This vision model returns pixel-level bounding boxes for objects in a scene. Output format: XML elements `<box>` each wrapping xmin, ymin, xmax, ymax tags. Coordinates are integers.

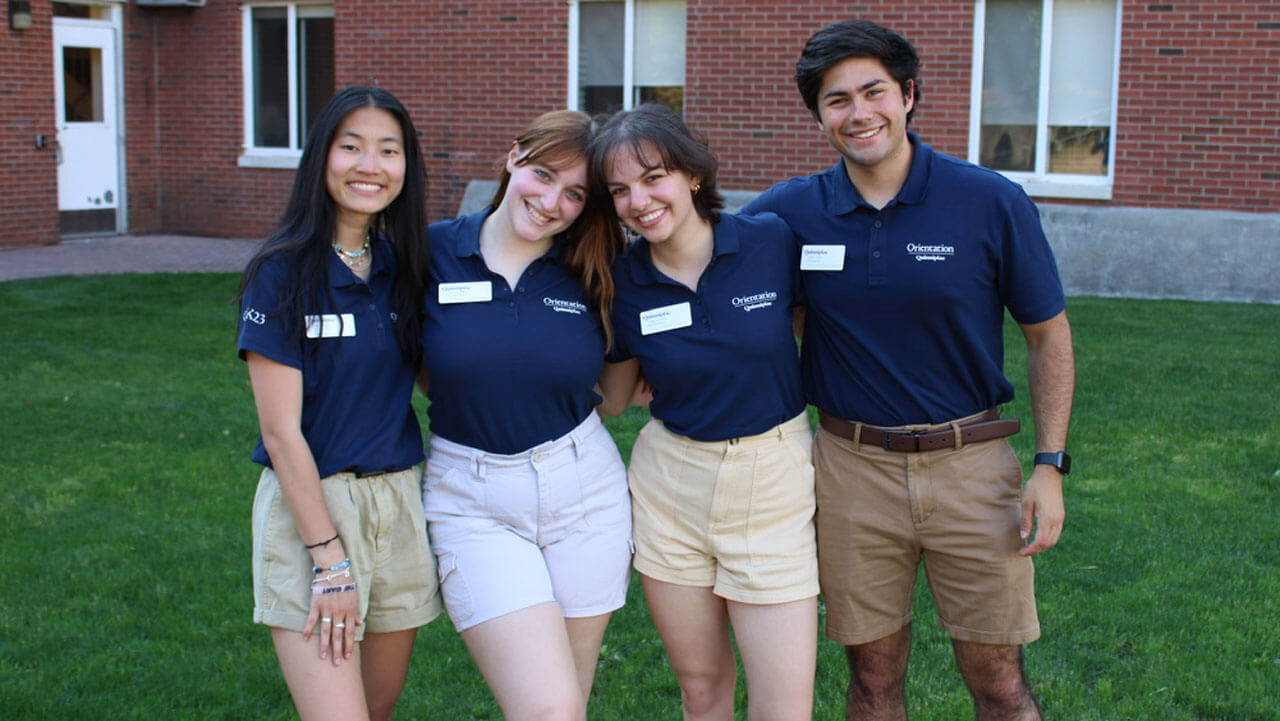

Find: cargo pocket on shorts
<box><xmin>435</xmin><ymin>551</ymin><xmax>474</xmax><ymax>629</ymax></box>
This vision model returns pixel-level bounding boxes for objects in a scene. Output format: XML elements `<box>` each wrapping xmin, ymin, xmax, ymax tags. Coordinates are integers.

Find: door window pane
<box><xmin>62</xmin><ymin>47</ymin><xmax>103</xmax><ymax>123</ymax></box>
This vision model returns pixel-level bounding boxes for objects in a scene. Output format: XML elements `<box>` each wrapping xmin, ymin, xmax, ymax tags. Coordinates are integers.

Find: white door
<box><xmin>54</xmin><ymin>20</ymin><xmax>120</xmax><ymax>233</ymax></box>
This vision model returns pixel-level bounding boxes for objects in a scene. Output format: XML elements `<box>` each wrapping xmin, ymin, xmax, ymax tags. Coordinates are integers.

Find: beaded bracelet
<box><xmin>311</xmin><ymin>558</ymin><xmax>351</xmax><ymax>575</ymax></box>
<box><xmin>312</xmin><ymin>582</ymin><xmax>357</xmax><ymax>596</ymax></box>
<box><xmin>311</xmin><ymin>568</ymin><xmax>352</xmax><ymax>585</ymax></box>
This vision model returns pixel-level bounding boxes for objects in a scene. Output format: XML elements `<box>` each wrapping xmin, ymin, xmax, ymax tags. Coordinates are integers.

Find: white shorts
<box><xmin>422</xmin><ymin>412</ymin><xmax>633</xmax><ymax>631</ymax></box>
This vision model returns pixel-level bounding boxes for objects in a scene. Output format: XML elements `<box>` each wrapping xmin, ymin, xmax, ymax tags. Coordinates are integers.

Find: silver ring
<box><xmin>334</xmin><ymin>622</ymin><xmax>346</xmax><ymax>628</ymax></box>
<box><xmin>320</xmin><ymin>617</ymin><xmax>333</xmax><ymax>623</ymax></box>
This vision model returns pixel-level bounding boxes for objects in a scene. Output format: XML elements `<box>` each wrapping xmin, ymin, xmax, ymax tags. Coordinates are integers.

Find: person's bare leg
<box><xmin>460</xmin><ymin>602</ymin><xmax>585</xmax><ymax>721</ymax></box>
<box><xmin>565</xmin><ymin>613</ymin><xmax>613</xmax><ymax>707</ymax></box>
<box><xmin>272</xmin><ymin>627</ymin><xmax>371</xmax><ymax>721</ymax></box>
<box><xmin>642</xmin><ymin>575</ymin><xmax>737</xmax><ymax>721</ymax></box>
<box><xmin>359</xmin><ymin>628</ymin><xmax>418</xmax><ymax>721</ymax></box>
<box><xmin>727</xmin><ymin>596</ymin><xmax>817</xmax><ymax>721</ymax></box>
<box><xmin>844</xmin><ymin>626</ymin><xmax>911</xmax><ymax>721</ymax></box>
<box><xmin>952</xmin><ymin>640</ymin><xmax>1041</xmax><ymax>721</ymax></box>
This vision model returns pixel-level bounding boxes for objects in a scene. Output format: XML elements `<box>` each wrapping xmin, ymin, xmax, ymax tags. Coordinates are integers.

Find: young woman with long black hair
<box><xmin>236</xmin><ymin>86</ymin><xmax>439</xmax><ymax>721</ymax></box>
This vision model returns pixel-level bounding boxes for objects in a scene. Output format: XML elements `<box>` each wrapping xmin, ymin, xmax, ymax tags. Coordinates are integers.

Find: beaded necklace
<box><xmin>332</xmin><ymin>238</ymin><xmax>372</xmax><ymax>272</ymax></box>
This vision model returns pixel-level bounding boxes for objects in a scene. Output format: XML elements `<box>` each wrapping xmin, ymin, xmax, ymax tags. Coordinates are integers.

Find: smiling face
<box><xmin>815</xmin><ymin>56</ymin><xmax>915</xmax><ymax>176</ymax></box>
<box><xmin>324</xmin><ymin>106</ymin><xmax>406</xmax><ymax>229</ymax></box>
<box><xmin>500</xmin><ymin>145</ymin><xmax>589</xmax><ymax>243</ymax></box>
<box><xmin>605</xmin><ymin>141</ymin><xmax>702</xmax><ymax>246</ymax></box>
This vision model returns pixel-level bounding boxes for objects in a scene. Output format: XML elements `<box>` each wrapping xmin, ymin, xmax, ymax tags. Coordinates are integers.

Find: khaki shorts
<box><xmin>423</xmin><ymin>412</ymin><xmax>633</xmax><ymax>632</ymax></box>
<box><xmin>814</xmin><ymin>416</ymin><xmax>1039</xmax><ymax>646</ymax></box>
<box><xmin>629</xmin><ymin>412</ymin><xmax>819</xmax><ymax>605</ymax></box>
<box><xmin>252</xmin><ymin>466</ymin><xmax>443</xmax><ymax>638</ymax></box>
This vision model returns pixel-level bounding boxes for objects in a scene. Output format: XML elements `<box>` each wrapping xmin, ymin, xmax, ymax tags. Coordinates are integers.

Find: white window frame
<box><xmin>238</xmin><ymin>2</ymin><xmax>334</xmax><ymax>169</ymax></box>
<box><xmin>968</xmin><ymin>0</ymin><xmax>1123</xmax><ymax>200</ymax></box>
<box><xmin>566</xmin><ymin>0</ymin><xmax>684</xmax><ymax>113</ymax></box>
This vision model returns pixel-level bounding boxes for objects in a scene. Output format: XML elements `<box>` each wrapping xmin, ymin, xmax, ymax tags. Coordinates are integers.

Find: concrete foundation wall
<box><xmin>1038</xmin><ymin>206</ymin><xmax>1280</xmax><ymax>305</ymax></box>
<box><xmin>460</xmin><ymin>181</ymin><xmax>1280</xmax><ymax>304</ymax></box>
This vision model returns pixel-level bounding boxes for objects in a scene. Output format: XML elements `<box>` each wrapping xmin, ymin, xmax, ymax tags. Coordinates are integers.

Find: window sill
<box><xmin>1003</xmin><ymin>174</ymin><xmax>1113</xmax><ymax>201</ymax></box>
<box><xmin>237</xmin><ymin>149</ymin><xmax>302</xmax><ymax>169</ymax></box>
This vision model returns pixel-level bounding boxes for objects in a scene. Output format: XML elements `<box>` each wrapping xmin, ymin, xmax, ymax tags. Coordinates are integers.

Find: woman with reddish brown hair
<box><xmin>419</xmin><ymin>110</ymin><xmax>629</xmax><ymax>721</ymax></box>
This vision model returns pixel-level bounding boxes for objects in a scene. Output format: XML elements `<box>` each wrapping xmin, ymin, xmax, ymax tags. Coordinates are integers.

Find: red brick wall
<box><xmin>6</xmin><ymin>1</ymin><xmax>1275</xmax><ymax>249</ymax></box>
<box><xmin>109</xmin><ymin>0</ymin><xmax>1280</xmax><ymax>240</ymax></box>
<box><xmin>692</xmin><ymin>1</ymin><xmax>1280</xmax><ymax>212</ymax></box>
<box><xmin>1113</xmin><ymin>2</ymin><xmax>1280</xmax><ymax>210</ymax></box>
<box><xmin>0</xmin><ymin>4</ymin><xmax>59</xmax><ymax>248</ymax></box>
<box><xmin>684</xmin><ymin>1</ymin><xmax>977</xmax><ymax>194</ymax></box>
<box><xmin>125</xmin><ymin>2</ymin><xmax>294</xmax><ymax>240</ymax></box>
<box><xmin>338</xmin><ymin>1</ymin><xmax>575</xmax><ymax>224</ymax></box>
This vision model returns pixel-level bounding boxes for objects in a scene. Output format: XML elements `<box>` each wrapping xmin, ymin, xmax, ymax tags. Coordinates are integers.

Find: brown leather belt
<box><xmin>818</xmin><ymin>409</ymin><xmax>1020</xmax><ymax>452</ymax></box>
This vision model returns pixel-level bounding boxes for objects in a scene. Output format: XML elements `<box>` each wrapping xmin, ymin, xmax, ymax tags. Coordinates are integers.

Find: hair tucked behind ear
<box><xmin>235</xmin><ymin>86</ymin><xmax>431</xmax><ymax>368</ymax></box>
<box><xmin>492</xmin><ymin>110</ymin><xmax>624</xmax><ymax>349</ymax></box>
<box><xmin>588</xmin><ymin>103</ymin><xmax>724</xmax><ymax>224</ymax></box>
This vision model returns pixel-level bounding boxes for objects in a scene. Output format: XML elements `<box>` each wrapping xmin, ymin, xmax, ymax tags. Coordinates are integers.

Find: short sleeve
<box><xmin>237</xmin><ymin>257</ymin><xmax>304</xmax><ymax>369</ymax></box>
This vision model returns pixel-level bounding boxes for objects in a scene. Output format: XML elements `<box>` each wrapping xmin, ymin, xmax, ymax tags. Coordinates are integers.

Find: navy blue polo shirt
<box><xmin>608</xmin><ymin>212</ymin><xmax>805</xmax><ymax>442</ymax></box>
<box><xmin>238</xmin><ymin>239</ymin><xmax>425</xmax><ymax>478</ymax></box>
<box><xmin>743</xmin><ymin>133</ymin><xmax>1065</xmax><ymax>427</ymax></box>
<box><xmin>422</xmin><ymin>209</ymin><xmax>605</xmax><ymax>454</ymax></box>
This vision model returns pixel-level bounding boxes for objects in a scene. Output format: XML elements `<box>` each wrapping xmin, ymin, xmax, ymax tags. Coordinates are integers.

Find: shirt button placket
<box><xmin>869</xmin><ymin>216</ymin><xmax>888</xmax><ymax>286</ymax></box>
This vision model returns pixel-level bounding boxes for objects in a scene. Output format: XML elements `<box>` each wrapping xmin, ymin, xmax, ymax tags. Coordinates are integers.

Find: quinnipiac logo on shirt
<box><xmin>544</xmin><ymin>297</ymin><xmax>588</xmax><ymax>315</ymax></box>
<box><xmin>906</xmin><ymin>242</ymin><xmax>955</xmax><ymax>262</ymax></box>
<box><xmin>731</xmin><ymin>291</ymin><xmax>778</xmax><ymax>312</ymax></box>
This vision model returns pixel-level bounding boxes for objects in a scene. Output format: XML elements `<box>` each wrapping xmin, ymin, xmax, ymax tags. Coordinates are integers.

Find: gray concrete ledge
<box><xmin>459</xmin><ymin>180</ymin><xmax>1280</xmax><ymax>304</ymax></box>
<box><xmin>1039</xmin><ymin>205</ymin><xmax>1279</xmax><ymax>304</ymax></box>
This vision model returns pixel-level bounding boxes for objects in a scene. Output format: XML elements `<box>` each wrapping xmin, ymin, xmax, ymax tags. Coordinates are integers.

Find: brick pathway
<box><xmin>0</xmin><ymin>234</ymin><xmax>260</xmax><ymax>282</ymax></box>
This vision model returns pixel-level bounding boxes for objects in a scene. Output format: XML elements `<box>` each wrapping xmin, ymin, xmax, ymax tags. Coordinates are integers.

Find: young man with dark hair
<box><xmin>744</xmin><ymin>18</ymin><xmax>1075</xmax><ymax>721</ymax></box>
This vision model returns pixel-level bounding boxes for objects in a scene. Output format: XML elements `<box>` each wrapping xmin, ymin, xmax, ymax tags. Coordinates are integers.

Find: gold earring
<box><xmin>692</xmin><ymin>183</ymin><xmax>701</xmax><ymax>194</ymax></box>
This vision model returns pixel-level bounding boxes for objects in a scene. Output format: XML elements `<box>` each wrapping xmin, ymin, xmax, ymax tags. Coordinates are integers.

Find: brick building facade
<box><xmin>1</xmin><ymin>1</ymin><xmax>1277</xmax><ymax>250</ymax></box>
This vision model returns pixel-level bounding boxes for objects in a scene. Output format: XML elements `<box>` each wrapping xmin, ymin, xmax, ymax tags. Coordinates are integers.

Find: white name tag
<box><xmin>639</xmin><ymin>302</ymin><xmax>693</xmax><ymax>336</ymax></box>
<box><xmin>438</xmin><ymin>281</ymin><xmax>493</xmax><ymax>304</ymax></box>
<box><xmin>800</xmin><ymin>245</ymin><xmax>845</xmax><ymax>271</ymax></box>
<box><xmin>304</xmin><ymin>313</ymin><xmax>356</xmax><ymax>339</ymax></box>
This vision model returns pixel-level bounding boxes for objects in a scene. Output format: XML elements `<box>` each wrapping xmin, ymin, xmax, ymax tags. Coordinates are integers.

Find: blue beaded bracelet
<box><xmin>312</xmin><ymin>558</ymin><xmax>351</xmax><ymax>575</ymax></box>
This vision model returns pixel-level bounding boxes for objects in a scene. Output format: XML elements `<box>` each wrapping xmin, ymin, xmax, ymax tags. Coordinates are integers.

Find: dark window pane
<box><xmin>298</xmin><ymin>17</ymin><xmax>334</xmax><ymax>146</ymax></box>
<box><xmin>579</xmin><ymin>1</ymin><xmax>624</xmax><ymax>114</ymax></box>
<box><xmin>979</xmin><ymin>0</ymin><xmax>1041</xmax><ymax>171</ymax></box>
<box><xmin>1048</xmin><ymin>126</ymin><xmax>1109</xmax><ymax>175</ymax></box>
<box><xmin>637</xmin><ymin>86</ymin><xmax>682</xmax><ymax>115</ymax></box>
<box><xmin>62</xmin><ymin>47</ymin><xmax>102</xmax><ymax>123</ymax></box>
<box><xmin>252</xmin><ymin>9</ymin><xmax>288</xmax><ymax>148</ymax></box>
<box><xmin>978</xmin><ymin>124</ymin><xmax>1036</xmax><ymax>171</ymax></box>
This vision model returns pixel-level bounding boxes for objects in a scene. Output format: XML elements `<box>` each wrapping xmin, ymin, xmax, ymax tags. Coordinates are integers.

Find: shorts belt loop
<box><xmin>853</xmin><ymin>422</ymin><xmax>863</xmax><ymax>453</ymax></box>
<box><xmin>571</xmin><ymin>431</ymin><xmax>584</xmax><ymax>461</ymax></box>
<box><xmin>949</xmin><ymin>421</ymin><xmax>963</xmax><ymax>451</ymax></box>
<box><xmin>473</xmin><ymin>454</ymin><xmax>486</xmax><ymax>482</ymax></box>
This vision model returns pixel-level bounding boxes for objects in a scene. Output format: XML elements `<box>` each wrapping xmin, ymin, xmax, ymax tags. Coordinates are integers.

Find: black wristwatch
<box><xmin>1034</xmin><ymin>451</ymin><xmax>1071</xmax><ymax>475</ymax></box>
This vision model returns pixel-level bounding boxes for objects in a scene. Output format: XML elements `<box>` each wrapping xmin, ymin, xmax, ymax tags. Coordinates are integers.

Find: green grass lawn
<box><xmin>1</xmin><ymin>274</ymin><xmax>1277</xmax><ymax>720</ymax></box>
